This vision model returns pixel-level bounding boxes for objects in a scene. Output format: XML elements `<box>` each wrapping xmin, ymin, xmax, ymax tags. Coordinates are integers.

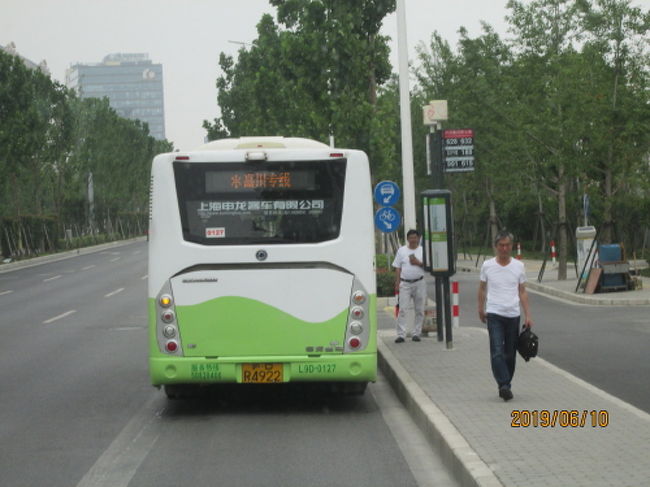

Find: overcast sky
<box><xmin>2</xmin><ymin>0</ymin><xmax>648</xmax><ymax>151</ymax></box>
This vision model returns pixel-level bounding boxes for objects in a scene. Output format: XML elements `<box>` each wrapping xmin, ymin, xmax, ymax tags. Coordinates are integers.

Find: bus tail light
<box><xmin>349</xmin><ymin>321</ymin><xmax>363</xmax><ymax>335</ymax></box>
<box><xmin>344</xmin><ymin>279</ymin><xmax>371</xmax><ymax>353</ymax></box>
<box><xmin>348</xmin><ymin>337</ymin><xmax>361</xmax><ymax>349</ymax></box>
<box><xmin>155</xmin><ymin>284</ymin><xmax>183</xmax><ymax>356</ymax></box>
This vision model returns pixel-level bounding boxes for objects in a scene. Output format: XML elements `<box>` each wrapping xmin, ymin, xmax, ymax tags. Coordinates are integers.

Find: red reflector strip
<box><xmin>175</xmin><ymin>156</ymin><xmax>190</xmax><ymax>161</ymax></box>
<box><xmin>330</xmin><ymin>153</ymin><xmax>344</xmax><ymax>158</ymax></box>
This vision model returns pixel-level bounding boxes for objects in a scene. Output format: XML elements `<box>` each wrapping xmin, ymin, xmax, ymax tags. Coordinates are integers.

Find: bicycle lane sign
<box><xmin>374</xmin><ymin>206</ymin><xmax>401</xmax><ymax>233</ymax></box>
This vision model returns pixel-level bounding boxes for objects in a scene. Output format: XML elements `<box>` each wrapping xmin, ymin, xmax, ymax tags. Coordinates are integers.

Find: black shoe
<box><xmin>498</xmin><ymin>387</ymin><xmax>513</xmax><ymax>401</ymax></box>
<box><xmin>395</xmin><ymin>337</ymin><xmax>405</xmax><ymax>343</ymax></box>
<box><xmin>412</xmin><ymin>335</ymin><xmax>421</xmax><ymax>342</ymax></box>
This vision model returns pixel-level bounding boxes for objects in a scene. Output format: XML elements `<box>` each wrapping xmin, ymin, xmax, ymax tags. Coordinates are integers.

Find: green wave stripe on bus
<box><xmin>175</xmin><ymin>296</ymin><xmax>351</xmax><ymax>357</ymax></box>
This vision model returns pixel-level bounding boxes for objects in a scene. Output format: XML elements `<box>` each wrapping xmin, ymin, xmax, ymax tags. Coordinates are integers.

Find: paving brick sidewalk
<box><xmin>377</xmin><ymin>307</ymin><xmax>650</xmax><ymax>487</ymax></box>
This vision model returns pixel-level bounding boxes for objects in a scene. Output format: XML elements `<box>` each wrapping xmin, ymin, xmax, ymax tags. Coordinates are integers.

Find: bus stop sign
<box><xmin>374</xmin><ymin>181</ymin><xmax>400</xmax><ymax>207</ymax></box>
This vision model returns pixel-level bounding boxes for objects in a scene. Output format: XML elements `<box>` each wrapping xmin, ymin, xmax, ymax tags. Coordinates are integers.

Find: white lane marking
<box><xmin>0</xmin><ymin>290</ymin><xmax>14</xmax><ymax>296</ymax></box>
<box><xmin>141</xmin><ymin>274</ymin><xmax>148</xmax><ymax>280</ymax></box>
<box><xmin>132</xmin><ymin>250</ymin><xmax>141</xmax><ymax>255</ymax></box>
<box><xmin>82</xmin><ymin>265</ymin><xmax>96</xmax><ymax>271</ymax></box>
<box><xmin>43</xmin><ymin>310</ymin><xmax>76</xmax><ymax>324</ymax></box>
<box><xmin>104</xmin><ymin>287</ymin><xmax>125</xmax><ymax>298</ymax></box>
<box><xmin>43</xmin><ymin>275</ymin><xmax>62</xmax><ymax>282</ymax></box>
<box><xmin>110</xmin><ymin>257</ymin><xmax>120</xmax><ymax>262</ymax></box>
<box><xmin>75</xmin><ymin>394</ymin><xmax>164</xmax><ymax>487</ymax></box>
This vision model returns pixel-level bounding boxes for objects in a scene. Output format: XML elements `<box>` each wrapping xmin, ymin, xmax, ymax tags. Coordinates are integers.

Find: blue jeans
<box><xmin>487</xmin><ymin>313</ymin><xmax>520</xmax><ymax>390</ymax></box>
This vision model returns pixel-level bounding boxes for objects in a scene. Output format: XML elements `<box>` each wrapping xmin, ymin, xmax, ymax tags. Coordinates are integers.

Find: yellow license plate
<box><xmin>242</xmin><ymin>363</ymin><xmax>283</xmax><ymax>383</ymax></box>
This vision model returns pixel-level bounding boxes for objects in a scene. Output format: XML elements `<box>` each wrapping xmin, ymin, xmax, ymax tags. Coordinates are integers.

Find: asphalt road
<box><xmin>0</xmin><ymin>241</ymin><xmax>457</xmax><ymax>487</ymax></box>
<box><xmin>448</xmin><ymin>272</ymin><xmax>650</xmax><ymax>414</ymax></box>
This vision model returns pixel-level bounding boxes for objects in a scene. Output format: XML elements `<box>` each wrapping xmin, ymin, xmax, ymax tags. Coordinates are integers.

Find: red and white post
<box><xmin>452</xmin><ymin>281</ymin><xmax>460</xmax><ymax>329</ymax></box>
<box><xmin>516</xmin><ymin>242</ymin><xmax>522</xmax><ymax>260</ymax></box>
<box><xmin>550</xmin><ymin>240</ymin><xmax>557</xmax><ymax>265</ymax></box>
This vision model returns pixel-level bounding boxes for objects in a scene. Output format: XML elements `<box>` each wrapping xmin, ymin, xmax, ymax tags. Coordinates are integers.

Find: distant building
<box><xmin>66</xmin><ymin>53</ymin><xmax>166</xmax><ymax>140</ymax></box>
<box><xmin>1</xmin><ymin>42</ymin><xmax>50</xmax><ymax>75</ymax></box>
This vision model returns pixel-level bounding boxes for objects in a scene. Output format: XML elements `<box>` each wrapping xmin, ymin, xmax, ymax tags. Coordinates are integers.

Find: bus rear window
<box><xmin>173</xmin><ymin>160</ymin><xmax>346</xmax><ymax>245</ymax></box>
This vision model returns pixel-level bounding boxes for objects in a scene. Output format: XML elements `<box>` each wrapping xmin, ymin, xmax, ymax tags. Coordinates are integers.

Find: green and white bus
<box><xmin>148</xmin><ymin>137</ymin><xmax>376</xmax><ymax>397</ymax></box>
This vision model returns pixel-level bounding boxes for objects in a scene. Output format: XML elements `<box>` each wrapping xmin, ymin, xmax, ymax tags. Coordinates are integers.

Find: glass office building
<box><xmin>66</xmin><ymin>53</ymin><xmax>166</xmax><ymax>140</ymax></box>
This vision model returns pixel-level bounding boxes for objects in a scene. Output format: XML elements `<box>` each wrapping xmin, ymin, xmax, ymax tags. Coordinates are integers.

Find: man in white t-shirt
<box><xmin>477</xmin><ymin>231</ymin><xmax>533</xmax><ymax>401</ymax></box>
<box><xmin>392</xmin><ymin>229</ymin><xmax>426</xmax><ymax>343</ymax></box>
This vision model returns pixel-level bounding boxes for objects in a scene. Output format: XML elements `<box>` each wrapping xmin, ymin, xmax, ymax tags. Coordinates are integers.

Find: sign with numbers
<box><xmin>443</xmin><ymin>129</ymin><xmax>474</xmax><ymax>173</ymax></box>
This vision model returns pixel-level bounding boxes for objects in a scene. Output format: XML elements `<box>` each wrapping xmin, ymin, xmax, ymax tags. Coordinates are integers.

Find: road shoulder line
<box><xmin>75</xmin><ymin>394</ymin><xmax>163</xmax><ymax>487</ymax></box>
<box><xmin>377</xmin><ymin>335</ymin><xmax>503</xmax><ymax>487</ymax></box>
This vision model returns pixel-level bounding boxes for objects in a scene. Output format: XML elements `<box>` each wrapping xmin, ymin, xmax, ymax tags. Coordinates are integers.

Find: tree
<box><xmin>576</xmin><ymin>0</ymin><xmax>650</xmax><ymax>244</ymax></box>
<box><xmin>204</xmin><ymin>1</ymin><xmax>395</xmax><ymax>155</ymax></box>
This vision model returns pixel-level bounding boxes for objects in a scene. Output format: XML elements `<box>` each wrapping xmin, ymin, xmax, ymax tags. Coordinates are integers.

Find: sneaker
<box><xmin>498</xmin><ymin>387</ymin><xmax>513</xmax><ymax>401</ymax></box>
<box><xmin>412</xmin><ymin>335</ymin><xmax>421</xmax><ymax>342</ymax></box>
<box><xmin>395</xmin><ymin>337</ymin><xmax>405</xmax><ymax>343</ymax></box>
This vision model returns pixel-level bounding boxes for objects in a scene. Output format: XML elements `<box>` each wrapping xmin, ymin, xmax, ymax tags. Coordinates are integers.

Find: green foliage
<box><xmin>412</xmin><ymin>0</ymin><xmax>649</xmax><ymax>274</ymax></box>
<box><xmin>0</xmin><ymin>49</ymin><xmax>173</xmax><ymax>258</ymax></box>
<box><xmin>376</xmin><ymin>269</ymin><xmax>395</xmax><ymax>297</ymax></box>
<box><xmin>204</xmin><ymin>1</ymin><xmax>396</xmax><ymax>156</ymax></box>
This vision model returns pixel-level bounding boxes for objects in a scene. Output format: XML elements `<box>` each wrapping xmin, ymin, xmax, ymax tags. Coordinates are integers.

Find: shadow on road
<box><xmin>160</xmin><ymin>383</ymin><xmax>373</xmax><ymax>417</ymax></box>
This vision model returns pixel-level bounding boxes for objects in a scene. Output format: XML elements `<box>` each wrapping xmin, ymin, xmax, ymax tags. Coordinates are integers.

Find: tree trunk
<box><xmin>484</xmin><ymin>178</ymin><xmax>499</xmax><ymax>247</ymax></box>
<box><xmin>601</xmin><ymin>165</ymin><xmax>614</xmax><ymax>244</ymax></box>
<box><xmin>557</xmin><ymin>165</ymin><xmax>568</xmax><ymax>280</ymax></box>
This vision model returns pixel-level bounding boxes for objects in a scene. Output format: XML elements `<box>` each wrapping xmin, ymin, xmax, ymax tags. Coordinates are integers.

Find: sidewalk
<box><xmin>457</xmin><ymin>256</ymin><xmax>650</xmax><ymax>306</ymax></box>
<box><xmin>377</xmin><ymin>275</ymin><xmax>650</xmax><ymax>487</ymax></box>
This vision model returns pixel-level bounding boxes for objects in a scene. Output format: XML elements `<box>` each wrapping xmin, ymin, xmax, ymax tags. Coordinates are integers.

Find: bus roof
<box><xmin>195</xmin><ymin>137</ymin><xmax>330</xmax><ymax>151</ymax></box>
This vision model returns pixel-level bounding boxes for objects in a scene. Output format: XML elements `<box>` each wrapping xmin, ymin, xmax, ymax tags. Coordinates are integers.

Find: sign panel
<box><xmin>422</xmin><ymin>100</ymin><xmax>448</xmax><ymax>125</ymax></box>
<box><xmin>373</xmin><ymin>181</ymin><xmax>400</xmax><ymax>207</ymax></box>
<box><xmin>443</xmin><ymin>129</ymin><xmax>474</xmax><ymax>173</ymax></box>
<box><xmin>374</xmin><ymin>207</ymin><xmax>401</xmax><ymax>233</ymax></box>
<box><xmin>421</xmin><ymin>190</ymin><xmax>455</xmax><ymax>276</ymax></box>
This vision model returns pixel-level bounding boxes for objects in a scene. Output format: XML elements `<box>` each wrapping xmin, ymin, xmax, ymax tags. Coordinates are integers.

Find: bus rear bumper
<box><xmin>149</xmin><ymin>354</ymin><xmax>377</xmax><ymax>386</ymax></box>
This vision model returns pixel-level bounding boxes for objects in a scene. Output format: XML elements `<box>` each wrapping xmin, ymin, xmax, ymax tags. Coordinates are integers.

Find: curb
<box><xmin>0</xmin><ymin>236</ymin><xmax>147</xmax><ymax>274</ymax></box>
<box><xmin>525</xmin><ymin>280</ymin><xmax>650</xmax><ymax>306</ymax></box>
<box><xmin>457</xmin><ymin>264</ymin><xmax>650</xmax><ymax>306</ymax></box>
<box><xmin>377</xmin><ymin>335</ymin><xmax>502</xmax><ymax>487</ymax></box>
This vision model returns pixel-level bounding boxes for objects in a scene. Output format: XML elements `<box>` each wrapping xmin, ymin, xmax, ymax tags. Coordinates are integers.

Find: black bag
<box><xmin>517</xmin><ymin>326</ymin><xmax>538</xmax><ymax>362</ymax></box>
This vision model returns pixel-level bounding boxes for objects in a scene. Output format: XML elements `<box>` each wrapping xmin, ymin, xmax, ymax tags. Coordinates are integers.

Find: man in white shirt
<box><xmin>477</xmin><ymin>231</ymin><xmax>533</xmax><ymax>401</ymax></box>
<box><xmin>392</xmin><ymin>229</ymin><xmax>426</xmax><ymax>343</ymax></box>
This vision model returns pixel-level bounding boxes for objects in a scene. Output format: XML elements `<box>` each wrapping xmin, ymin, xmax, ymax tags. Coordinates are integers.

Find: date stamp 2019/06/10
<box><xmin>511</xmin><ymin>409</ymin><xmax>609</xmax><ymax>428</ymax></box>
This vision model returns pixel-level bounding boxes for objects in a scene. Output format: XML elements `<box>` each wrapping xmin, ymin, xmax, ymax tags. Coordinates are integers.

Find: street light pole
<box><xmin>396</xmin><ymin>0</ymin><xmax>416</xmax><ymax>238</ymax></box>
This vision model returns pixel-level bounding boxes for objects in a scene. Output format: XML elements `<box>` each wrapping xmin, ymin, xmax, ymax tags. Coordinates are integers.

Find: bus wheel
<box><xmin>164</xmin><ymin>384</ymin><xmax>194</xmax><ymax>399</ymax></box>
<box><xmin>332</xmin><ymin>382</ymin><xmax>367</xmax><ymax>396</ymax></box>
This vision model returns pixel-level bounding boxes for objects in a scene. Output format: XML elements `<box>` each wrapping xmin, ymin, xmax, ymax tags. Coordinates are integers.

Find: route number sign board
<box><xmin>443</xmin><ymin>129</ymin><xmax>474</xmax><ymax>173</ymax></box>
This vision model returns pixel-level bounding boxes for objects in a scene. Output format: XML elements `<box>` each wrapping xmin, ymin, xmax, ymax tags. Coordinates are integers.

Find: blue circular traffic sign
<box><xmin>375</xmin><ymin>207</ymin><xmax>401</xmax><ymax>233</ymax></box>
<box><xmin>374</xmin><ymin>181</ymin><xmax>400</xmax><ymax>207</ymax></box>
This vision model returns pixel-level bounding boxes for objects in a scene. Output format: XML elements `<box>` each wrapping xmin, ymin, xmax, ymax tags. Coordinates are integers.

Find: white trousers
<box><xmin>396</xmin><ymin>278</ymin><xmax>426</xmax><ymax>338</ymax></box>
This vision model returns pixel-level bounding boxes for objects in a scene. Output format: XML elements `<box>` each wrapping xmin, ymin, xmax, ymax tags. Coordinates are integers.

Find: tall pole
<box><xmin>396</xmin><ymin>0</ymin><xmax>416</xmax><ymax>238</ymax></box>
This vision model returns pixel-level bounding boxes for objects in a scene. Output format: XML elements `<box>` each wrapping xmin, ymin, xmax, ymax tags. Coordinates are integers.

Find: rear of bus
<box><xmin>148</xmin><ymin>137</ymin><xmax>376</xmax><ymax>396</ymax></box>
